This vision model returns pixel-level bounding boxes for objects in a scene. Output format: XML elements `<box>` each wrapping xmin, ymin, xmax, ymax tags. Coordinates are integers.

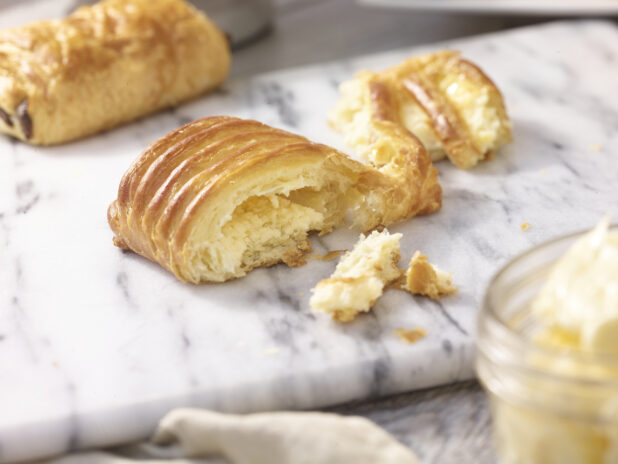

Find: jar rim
<box><xmin>481</xmin><ymin>223</ymin><xmax>618</xmax><ymax>375</ymax></box>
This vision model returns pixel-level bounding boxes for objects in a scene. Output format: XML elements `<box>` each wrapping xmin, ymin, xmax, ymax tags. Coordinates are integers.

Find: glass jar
<box><xmin>476</xmin><ymin>227</ymin><xmax>618</xmax><ymax>464</ymax></box>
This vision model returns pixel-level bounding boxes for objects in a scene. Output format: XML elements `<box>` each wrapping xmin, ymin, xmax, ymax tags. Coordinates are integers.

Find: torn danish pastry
<box><xmin>108</xmin><ymin>117</ymin><xmax>441</xmax><ymax>283</ymax></box>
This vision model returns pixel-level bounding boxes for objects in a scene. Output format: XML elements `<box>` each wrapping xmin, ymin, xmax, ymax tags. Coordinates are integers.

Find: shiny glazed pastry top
<box><xmin>329</xmin><ymin>50</ymin><xmax>512</xmax><ymax>169</ymax></box>
<box><xmin>108</xmin><ymin>116</ymin><xmax>441</xmax><ymax>283</ymax></box>
<box><xmin>0</xmin><ymin>0</ymin><xmax>230</xmax><ymax>145</ymax></box>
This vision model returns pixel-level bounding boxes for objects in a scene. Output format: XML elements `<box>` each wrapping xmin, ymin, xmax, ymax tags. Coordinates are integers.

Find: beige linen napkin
<box><xmin>37</xmin><ymin>409</ymin><xmax>418</xmax><ymax>464</ymax></box>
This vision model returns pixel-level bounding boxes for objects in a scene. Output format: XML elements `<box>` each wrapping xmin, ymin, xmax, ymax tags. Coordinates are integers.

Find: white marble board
<box><xmin>1</xmin><ymin>20</ymin><xmax>617</xmax><ymax>463</ymax></box>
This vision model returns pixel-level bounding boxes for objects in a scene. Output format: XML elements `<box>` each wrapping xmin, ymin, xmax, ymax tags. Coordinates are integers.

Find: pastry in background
<box><xmin>329</xmin><ymin>51</ymin><xmax>512</xmax><ymax>170</ymax></box>
<box><xmin>310</xmin><ymin>230</ymin><xmax>402</xmax><ymax>322</ymax></box>
<box><xmin>0</xmin><ymin>0</ymin><xmax>230</xmax><ymax>145</ymax></box>
<box><xmin>405</xmin><ymin>250</ymin><xmax>457</xmax><ymax>300</ymax></box>
<box><xmin>108</xmin><ymin>117</ymin><xmax>440</xmax><ymax>283</ymax></box>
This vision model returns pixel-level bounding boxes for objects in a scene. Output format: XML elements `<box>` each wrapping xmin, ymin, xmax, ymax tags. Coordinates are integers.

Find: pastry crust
<box><xmin>310</xmin><ymin>230</ymin><xmax>403</xmax><ymax>322</ymax></box>
<box><xmin>393</xmin><ymin>328</ymin><xmax>427</xmax><ymax>344</ymax></box>
<box><xmin>108</xmin><ymin>117</ymin><xmax>440</xmax><ymax>283</ymax></box>
<box><xmin>405</xmin><ymin>251</ymin><xmax>457</xmax><ymax>300</ymax></box>
<box><xmin>329</xmin><ymin>51</ymin><xmax>512</xmax><ymax>169</ymax></box>
<box><xmin>0</xmin><ymin>0</ymin><xmax>230</xmax><ymax>145</ymax></box>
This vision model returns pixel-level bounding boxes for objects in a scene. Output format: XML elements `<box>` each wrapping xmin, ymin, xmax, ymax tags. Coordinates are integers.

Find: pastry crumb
<box><xmin>404</xmin><ymin>251</ymin><xmax>456</xmax><ymax>300</ymax></box>
<box><xmin>539</xmin><ymin>169</ymin><xmax>548</xmax><ymax>174</ymax></box>
<box><xmin>306</xmin><ymin>250</ymin><xmax>346</xmax><ymax>261</ymax></box>
<box><xmin>588</xmin><ymin>144</ymin><xmax>603</xmax><ymax>152</ymax></box>
<box><xmin>521</xmin><ymin>222</ymin><xmax>531</xmax><ymax>231</ymax></box>
<box><xmin>264</xmin><ymin>347</ymin><xmax>280</xmax><ymax>355</ymax></box>
<box><xmin>310</xmin><ymin>230</ymin><xmax>402</xmax><ymax>322</ymax></box>
<box><xmin>393</xmin><ymin>328</ymin><xmax>427</xmax><ymax>344</ymax></box>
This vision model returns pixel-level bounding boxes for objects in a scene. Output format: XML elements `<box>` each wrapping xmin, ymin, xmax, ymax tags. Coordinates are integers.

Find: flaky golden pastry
<box><xmin>0</xmin><ymin>0</ymin><xmax>230</xmax><ymax>145</ymax></box>
<box><xmin>405</xmin><ymin>251</ymin><xmax>457</xmax><ymax>300</ymax></box>
<box><xmin>310</xmin><ymin>230</ymin><xmax>402</xmax><ymax>322</ymax></box>
<box><xmin>329</xmin><ymin>51</ymin><xmax>512</xmax><ymax>169</ymax></box>
<box><xmin>108</xmin><ymin>117</ymin><xmax>441</xmax><ymax>283</ymax></box>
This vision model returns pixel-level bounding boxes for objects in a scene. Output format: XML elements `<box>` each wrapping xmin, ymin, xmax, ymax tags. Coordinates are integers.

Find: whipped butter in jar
<box><xmin>477</xmin><ymin>218</ymin><xmax>618</xmax><ymax>464</ymax></box>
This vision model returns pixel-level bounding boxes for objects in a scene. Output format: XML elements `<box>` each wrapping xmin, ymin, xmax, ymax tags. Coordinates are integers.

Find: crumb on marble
<box><xmin>393</xmin><ymin>328</ymin><xmax>427</xmax><ymax>344</ymax></box>
<box><xmin>306</xmin><ymin>250</ymin><xmax>346</xmax><ymax>261</ymax></box>
<box><xmin>236</xmin><ymin>341</ymin><xmax>246</xmax><ymax>348</ymax></box>
<box><xmin>588</xmin><ymin>144</ymin><xmax>602</xmax><ymax>152</ymax></box>
<box><xmin>404</xmin><ymin>251</ymin><xmax>457</xmax><ymax>300</ymax></box>
<box><xmin>264</xmin><ymin>347</ymin><xmax>280</xmax><ymax>355</ymax></box>
<box><xmin>521</xmin><ymin>222</ymin><xmax>531</xmax><ymax>231</ymax></box>
<box><xmin>539</xmin><ymin>169</ymin><xmax>548</xmax><ymax>174</ymax></box>
<box><xmin>298</xmin><ymin>291</ymin><xmax>305</xmax><ymax>296</ymax></box>
<box><xmin>310</xmin><ymin>230</ymin><xmax>402</xmax><ymax>322</ymax></box>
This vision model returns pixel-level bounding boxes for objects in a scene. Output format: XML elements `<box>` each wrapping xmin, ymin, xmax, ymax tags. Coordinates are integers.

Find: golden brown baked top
<box><xmin>330</xmin><ymin>50</ymin><xmax>512</xmax><ymax>169</ymax></box>
<box><xmin>0</xmin><ymin>0</ymin><xmax>230</xmax><ymax>144</ymax></box>
<box><xmin>1</xmin><ymin>0</ymin><xmax>204</xmax><ymax>106</ymax></box>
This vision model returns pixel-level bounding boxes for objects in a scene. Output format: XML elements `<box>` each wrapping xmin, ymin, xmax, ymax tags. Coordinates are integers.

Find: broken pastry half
<box><xmin>310</xmin><ymin>230</ymin><xmax>403</xmax><ymax>322</ymax></box>
<box><xmin>405</xmin><ymin>251</ymin><xmax>457</xmax><ymax>300</ymax></box>
<box><xmin>329</xmin><ymin>50</ymin><xmax>512</xmax><ymax>170</ymax></box>
<box><xmin>108</xmin><ymin>116</ymin><xmax>440</xmax><ymax>283</ymax></box>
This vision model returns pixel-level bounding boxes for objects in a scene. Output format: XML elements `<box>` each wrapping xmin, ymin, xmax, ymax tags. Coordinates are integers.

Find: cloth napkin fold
<box><xmin>36</xmin><ymin>409</ymin><xmax>419</xmax><ymax>464</ymax></box>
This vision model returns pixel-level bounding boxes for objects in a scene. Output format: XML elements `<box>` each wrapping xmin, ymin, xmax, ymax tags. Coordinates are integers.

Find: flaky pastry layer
<box><xmin>0</xmin><ymin>0</ymin><xmax>230</xmax><ymax>145</ymax></box>
<box><xmin>310</xmin><ymin>230</ymin><xmax>403</xmax><ymax>322</ymax></box>
<box><xmin>329</xmin><ymin>51</ymin><xmax>512</xmax><ymax>170</ymax></box>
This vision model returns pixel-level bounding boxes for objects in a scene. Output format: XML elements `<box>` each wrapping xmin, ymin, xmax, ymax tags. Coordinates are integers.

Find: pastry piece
<box><xmin>0</xmin><ymin>0</ymin><xmax>230</xmax><ymax>145</ymax></box>
<box><xmin>310</xmin><ymin>230</ymin><xmax>402</xmax><ymax>322</ymax></box>
<box><xmin>404</xmin><ymin>251</ymin><xmax>456</xmax><ymax>300</ymax></box>
<box><xmin>329</xmin><ymin>51</ymin><xmax>512</xmax><ymax>169</ymax></box>
<box><xmin>393</xmin><ymin>328</ymin><xmax>427</xmax><ymax>344</ymax></box>
<box><xmin>108</xmin><ymin>117</ymin><xmax>439</xmax><ymax>283</ymax></box>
